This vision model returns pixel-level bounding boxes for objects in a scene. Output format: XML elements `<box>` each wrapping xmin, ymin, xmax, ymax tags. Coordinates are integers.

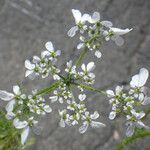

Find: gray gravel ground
<box><xmin>0</xmin><ymin>0</ymin><xmax>150</xmax><ymax>150</ymax></box>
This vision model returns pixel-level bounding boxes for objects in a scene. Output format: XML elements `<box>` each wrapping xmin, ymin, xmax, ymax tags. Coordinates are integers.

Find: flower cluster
<box><xmin>106</xmin><ymin>68</ymin><xmax>150</xmax><ymax>137</ymax></box>
<box><xmin>0</xmin><ymin>85</ymin><xmax>52</xmax><ymax>145</ymax></box>
<box><xmin>58</xmin><ymin>94</ymin><xmax>105</xmax><ymax>133</ymax></box>
<box><xmin>49</xmin><ymin>60</ymin><xmax>105</xmax><ymax>133</ymax></box>
<box><xmin>25</xmin><ymin>41</ymin><xmax>61</xmax><ymax>80</ymax></box>
<box><xmin>0</xmin><ymin>9</ymin><xmax>149</xmax><ymax>149</ymax></box>
<box><xmin>68</xmin><ymin>9</ymin><xmax>132</xmax><ymax>58</ymax></box>
<box><xmin>49</xmin><ymin>61</ymin><xmax>96</xmax><ymax>103</ymax></box>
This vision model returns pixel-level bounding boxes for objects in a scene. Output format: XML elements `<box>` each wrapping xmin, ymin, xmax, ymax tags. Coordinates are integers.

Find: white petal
<box><xmin>53</xmin><ymin>74</ymin><xmax>60</xmax><ymax>80</ymax></box>
<box><xmin>13</xmin><ymin>118</ymin><xmax>28</xmax><ymax>129</ymax></box>
<box><xmin>81</xmin><ymin>14</ymin><xmax>90</xmax><ymax>23</ymax></box>
<box><xmin>112</xmin><ymin>35</ymin><xmax>124</xmax><ymax>46</ymax></box>
<box><xmin>142</xmin><ymin>97</ymin><xmax>150</xmax><ymax>105</ymax></box>
<box><xmin>106</xmin><ymin>90</ymin><xmax>115</xmax><ymax>97</ymax></box>
<box><xmin>67</xmin><ymin>26</ymin><xmax>78</xmax><ymax>37</ymax></box>
<box><xmin>79</xmin><ymin>122</ymin><xmax>89</xmax><ymax>134</ymax></box>
<box><xmin>28</xmin><ymin>72</ymin><xmax>38</xmax><ymax>80</ymax></box>
<box><xmin>81</xmin><ymin>64</ymin><xmax>86</xmax><ymax>71</ymax></box>
<box><xmin>5</xmin><ymin>100</ymin><xmax>15</xmax><ymax>112</ymax></box>
<box><xmin>115</xmin><ymin>86</ymin><xmax>123</xmax><ymax>95</ymax></box>
<box><xmin>87</xmin><ymin>62</ymin><xmax>95</xmax><ymax>72</ymax></box>
<box><xmin>110</xmin><ymin>28</ymin><xmax>133</xmax><ymax>35</ymax></box>
<box><xmin>58</xmin><ymin>97</ymin><xmax>63</xmax><ymax>104</ymax></box>
<box><xmin>21</xmin><ymin>126</ymin><xmax>29</xmax><ymax>145</ymax></box>
<box><xmin>6</xmin><ymin>111</ymin><xmax>16</xmax><ymax>120</ymax></box>
<box><xmin>25</xmin><ymin>60</ymin><xmax>35</xmax><ymax>70</ymax></box>
<box><xmin>72</xmin><ymin>9</ymin><xmax>82</xmax><ymax>24</ymax></box>
<box><xmin>45</xmin><ymin>41</ymin><xmax>54</xmax><ymax>52</ymax></box>
<box><xmin>13</xmin><ymin>85</ymin><xmax>21</xmax><ymax>95</ymax></box>
<box><xmin>130</xmin><ymin>68</ymin><xmax>149</xmax><ymax>88</ymax></box>
<box><xmin>41</xmin><ymin>50</ymin><xmax>50</xmax><ymax>58</ymax></box>
<box><xmin>78</xmin><ymin>94</ymin><xmax>86</xmax><ymax>101</ymax></box>
<box><xmin>95</xmin><ymin>50</ymin><xmax>102</xmax><ymax>58</ymax></box>
<box><xmin>49</xmin><ymin>96</ymin><xmax>58</xmax><ymax>103</ymax></box>
<box><xmin>89</xmin><ymin>12</ymin><xmax>100</xmax><ymax>23</ymax></box>
<box><xmin>109</xmin><ymin>111</ymin><xmax>116</xmax><ymax>120</ymax></box>
<box><xmin>25</xmin><ymin>70</ymin><xmax>34</xmax><ymax>77</ymax></box>
<box><xmin>91</xmin><ymin>121</ymin><xmax>106</xmax><ymax>128</ymax></box>
<box><xmin>90</xmin><ymin>111</ymin><xmax>99</xmax><ymax>120</ymax></box>
<box><xmin>56</xmin><ymin>50</ymin><xmax>61</xmax><ymax>56</ymax></box>
<box><xmin>43</xmin><ymin>105</ymin><xmax>52</xmax><ymax>113</ymax></box>
<box><xmin>139</xmin><ymin>93</ymin><xmax>144</xmax><ymax>101</ymax></box>
<box><xmin>136</xmin><ymin>121</ymin><xmax>146</xmax><ymax>128</ymax></box>
<box><xmin>33</xmin><ymin>56</ymin><xmax>41</xmax><ymax>63</ymax></box>
<box><xmin>59</xmin><ymin>118</ymin><xmax>65</xmax><ymax>128</ymax></box>
<box><xmin>126</xmin><ymin>124</ymin><xmax>135</xmax><ymax>137</ymax></box>
<box><xmin>136</xmin><ymin>111</ymin><xmax>145</xmax><ymax>120</ymax></box>
<box><xmin>77</xmin><ymin>43</ymin><xmax>84</xmax><ymax>49</ymax></box>
<box><xmin>138</xmin><ymin>68</ymin><xmax>149</xmax><ymax>87</ymax></box>
<box><xmin>130</xmin><ymin>74</ymin><xmax>139</xmax><ymax>88</ymax></box>
<box><xmin>0</xmin><ymin>90</ymin><xmax>14</xmax><ymax>101</ymax></box>
<box><xmin>89</xmin><ymin>73</ymin><xmax>95</xmax><ymax>78</ymax></box>
<box><xmin>101</xmin><ymin>21</ymin><xmax>113</xmax><ymax>27</ymax></box>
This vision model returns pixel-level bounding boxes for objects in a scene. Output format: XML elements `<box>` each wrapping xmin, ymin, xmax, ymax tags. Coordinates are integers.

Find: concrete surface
<box><xmin>0</xmin><ymin>0</ymin><xmax>150</xmax><ymax>150</ymax></box>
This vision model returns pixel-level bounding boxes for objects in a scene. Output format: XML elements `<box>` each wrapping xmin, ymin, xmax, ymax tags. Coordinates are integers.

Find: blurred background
<box><xmin>0</xmin><ymin>0</ymin><xmax>150</xmax><ymax>149</ymax></box>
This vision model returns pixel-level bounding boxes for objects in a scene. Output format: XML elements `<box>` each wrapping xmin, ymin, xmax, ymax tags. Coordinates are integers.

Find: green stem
<box><xmin>75</xmin><ymin>47</ymin><xmax>88</xmax><ymax>67</ymax></box>
<box><xmin>117</xmin><ymin>129</ymin><xmax>150</xmax><ymax>150</ymax></box>
<box><xmin>36</xmin><ymin>81</ymin><xmax>60</xmax><ymax>96</ymax></box>
<box><xmin>74</xmin><ymin>83</ymin><xmax>106</xmax><ymax>95</ymax></box>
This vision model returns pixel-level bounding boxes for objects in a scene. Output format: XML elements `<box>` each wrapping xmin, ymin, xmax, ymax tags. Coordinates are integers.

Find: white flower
<box><xmin>125</xmin><ymin>110</ymin><xmax>147</xmax><ymax>137</ymax></box>
<box><xmin>77</xmin><ymin>43</ymin><xmax>84</xmax><ymax>49</ymax></box>
<box><xmin>130</xmin><ymin>68</ymin><xmax>149</xmax><ymax>88</ymax></box>
<box><xmin>44</xmin><ymin>41</ymin><xmax>61</xmax><ymax>59</ymax></box>
<box><xmin>65</xmin><ymin>60</ymin><xmax>76</xmax><ymax>74</ymax></box>
<box><xmin>49</xmin><ymin>91</ymin><xmax>63</xmax><ymax>104</ymax></box>
<box><xmin>79</xmin><ymin>111</ymin><xmax>105</xmax><ymax>134</ymax></box>
<box><xmin>43</xmin><ymin>105</ymin><xmax>52</xmax><ymax>113</ymax></box>
<box><xmin>72</xmin><ymin>9</ymin><xmax>90</xmax><ymax>24</ymax></box>
<box><xmin>79</xmin><ymin>62</ymin><xmax>96</xmax><ymax>85</ymax></box>
<box><xmin>126</xmin><ymin>120</ymin><xmax>146</xmax><ymax>137</ymax></box>
<box><xmin>94</xmin><ymin>50</ymin><xmax>102</xmax><ymax>58</ymax></box>
<box><xmin>81</xmin><ymin>62</ymin><xmax>95</xmax><ymax>72</ymax></box>
<box><xmin>104</xmin><ymin>27</ymin><xmax>132</xmax><ymax>46</ymax></box>
<box><xmin>59</xmin><ymin>109</ymin><xmax>70</xmax><ymax>127</ymax></box>
<box><xmin>110</xmin><ymin>28</ymin><xmax>132</xmax><ymax>46</ymax></box>
<box><xmin>25</xmin><ymin>60</ymin><xmax>38</xmax><ymax>80</ymax></box>
<box><xmin>109</xmin><ymin>111</ymin><xmax>116</xmax><ymax>120</ymax></box>
<box><xmin>0</xmin><ymin>85</ymin><xmax>24</xmax><ymax>119</ymax></box>
<box><xmin>106</xmin><ymin>86</ymin><xmax>123</xmax><ymax>98</ymax></box>
<box><xmin>106</xmin><ymin>90</ymin><xmax>115</xmax><ymax>98</ymax></box>
<box><xmin>78</xmin><ymin>94</ymin><xmax>86</xmax><ymax>101</ymax></box>
<box><xmin>68</xmin><ymin>9</ymin><xmax>90</xmax><ymax>37</ymax></box>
